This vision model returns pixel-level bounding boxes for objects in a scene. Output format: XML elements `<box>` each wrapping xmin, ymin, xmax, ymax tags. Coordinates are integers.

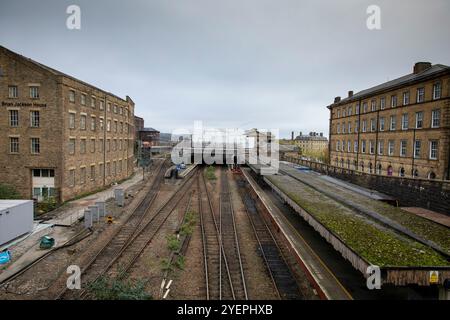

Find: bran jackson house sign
<box><xmin>2</xmin><ymin>101</ymin><xmax>47</xmax><ymax>108</ymax></box>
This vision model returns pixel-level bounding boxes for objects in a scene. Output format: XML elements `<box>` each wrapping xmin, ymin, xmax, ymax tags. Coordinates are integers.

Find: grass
<box><xmin>205</xmin><ymin>166</ymin><xmax>216</xmax><ymax>180</ymax></box>
<box><xmin>88</xmin><ymin>275</ymin><xmax>152</xmax><ymax>300</ymax></box>
<box><xmin>268</xmin><ymin>176</ymin><xmax>450</xmax><ymax>267</ymax></box>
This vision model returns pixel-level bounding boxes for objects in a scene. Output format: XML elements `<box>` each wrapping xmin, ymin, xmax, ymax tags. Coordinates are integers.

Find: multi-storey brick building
<box><xmin>328</xmin><ymin>62</ymin><xmax>450</xmax><ymax>180</ymax></box>
<box><xmin>0</xmin><ymin>46</ymin><xmax>135</xmax><ymax>202</ymax></box>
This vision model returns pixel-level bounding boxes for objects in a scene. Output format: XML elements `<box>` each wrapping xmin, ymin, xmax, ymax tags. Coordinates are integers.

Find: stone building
<box><xmin>328</xmin><ymin>62</ymin><xmax>450</xmax><ymax>180</ymax></box>
<box><xmin>0</xmin><ymin>46</ymin><xmax>135</xmax><ymax>202</ymax></box>
<box><xmin>138</xmin><ymin>127</ymin><xmax>160</xmax><ymax>147</ymax></box>
<box><xmin>134</xmin><ymin>116</ymin><xmax>144</xmax><ymax>140</ymax></box>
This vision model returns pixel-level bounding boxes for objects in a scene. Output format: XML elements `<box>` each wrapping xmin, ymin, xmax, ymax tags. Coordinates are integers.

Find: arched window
<box><xmin>399</xmin><ymin>167</ymin><xmax>405</xmax><ymax>177</ymax></box>
<box><xmin>369</xmin><ymin>162</ymin><xmax>373</xmax><ymax>174</ymax></box>
<box><xmin>428</xmin><ymin>172</ymin><xmax>436</xmax><ymax>180</ymax></box>
<box><xmin>412</xmin><ymin>169</ymin><xmax>419</xmax><ymax>178</ymax></box>
<box><xmin>387</xmin><ymin>165</ymin><xmax>393</xmax><ymax>176</ymax></box>
<box><xmin>377</xmin><ymin>164</ymin><xmax>382</xmax><ymax>175</ymax></box>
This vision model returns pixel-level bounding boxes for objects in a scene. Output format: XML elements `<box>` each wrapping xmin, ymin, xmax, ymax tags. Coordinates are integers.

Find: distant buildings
<box><xmin>328</xmin><ymin>62</ymin><xmax>450</xmax><ymax>180</ymax></box>
<box><xmin>281</xmin><ymin>131</ymin><xmax>328</xmax><ymax>161</ymax></box>
<box><xmin>0</xmin><ymin>46</ymin><xmax>136</xmax><ymax>202</ymax></box>
<box><xmin>138</xmin><ymin>127</ymin><xmax>160</xmax><ymax>147</ymax></box>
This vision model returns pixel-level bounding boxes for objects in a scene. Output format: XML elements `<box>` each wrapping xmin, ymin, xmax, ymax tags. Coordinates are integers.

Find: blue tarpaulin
<box><xmin>0</xmin><ymin>251</ymin><xmax>11</xmax><ymax>264</ymax></box>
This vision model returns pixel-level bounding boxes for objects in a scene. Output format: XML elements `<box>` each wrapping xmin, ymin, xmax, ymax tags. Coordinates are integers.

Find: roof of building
<box><xmin>295</xmin><ymin>135</ymin><xmax>328</xmax><ymax>141</ymax></box>
<box><xmin>141</xmin><ymin>127</ymin><xmax>160</xmax><ymax>133</ymax></box>
<box><xmin>0</xmin><ymin>46</ymin><xmax>132</xmax><ymax>103</ymax></box>
<box><xmin>330</xmin><ymin>63</ymin><xmax>450</xmax><ymax>107</ymax></box>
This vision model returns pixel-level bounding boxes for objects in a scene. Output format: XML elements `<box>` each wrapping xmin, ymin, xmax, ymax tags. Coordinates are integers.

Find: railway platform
<box><xmin>241</xmin><ymin>168</ymin><xmax>353</xmax><ymax>300</ymax></box>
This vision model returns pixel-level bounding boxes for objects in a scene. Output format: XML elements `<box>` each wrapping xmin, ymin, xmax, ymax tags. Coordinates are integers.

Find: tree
<box><xmin>0</xmin><ymin>184</ymin><xmax>21</xmax><ymax>199</ymax></box>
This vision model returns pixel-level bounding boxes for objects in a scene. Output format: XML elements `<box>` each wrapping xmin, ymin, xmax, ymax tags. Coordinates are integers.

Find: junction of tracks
<box><xmin>0</xmin><ymin>157</ymin><xmax>449</xmax><ymax>300</ymax></box>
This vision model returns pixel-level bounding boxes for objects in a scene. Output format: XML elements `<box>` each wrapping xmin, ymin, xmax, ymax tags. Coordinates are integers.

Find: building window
<box><xmin>342</xmin><ymin>123</ymin><xmax>346</xmax><ymax>134</ymax></box>
<box><xmin>379</xmin><ymin>117</ymin><xmax>385</xmax><ymax>131</ymax></box>
<box><xmin>363</xmin><ymin>102</ymin><xmax>368</xmax><ymax>113</ymax></box>
<box><xmin>414</xmin><ymin>140</ymin><xmax>421</xmax><ymax>158</ymax></box>
<box><xmin>107</xmin><ymin>139</ymin><xmax>111</xmax><ymax>152</ymax></box>
<box><xmin>106</xmin><ymin>162</ymin><xmax>111</xmax><ymax>176</ymax></box>
<box><xmin>9</xmin><ymin>110</ymin><xmax>19</xmax><ymax>127</ymax></box>
<box><xmin>336</xmin><ymin>124</ymin><xmax>340</xmax><ymax>134</ymax></box>
<box><xmin>400</xmin><ymin>140</ymin><xmax>407</xmax><ymax>157</ymax></box>
<box><xmin>69</xmin><ymin>90</ymin><xmax>75</xmax><ymax>103</ymax></box>
<box><xmin>380</xmin><ymin>97</ymin><xmax>386</xmax><ymax>110</ymax></box>
<box><xmin>113</xmin><ymin>104</ymin><xmax>118</xmax><ymax>114</ymax></box>
<box><xmin>341</xmin><ymin>140</ymin><xmax>344</xmax><ymax>151</ymax></box>
<box><xmin>120</xmin><ymin>106</ymin><xmax>123</xmax><ymax>115</ymax></box>
<box><xmin>91</xmin><ymin>139</ymin><xmax>96</xmax><ymax>153</ymax></box>
<box><xmin>30</xmin><ymin>111</ymin><xmax>40</xmax><ymax>127</ymax></box>
<box><xmin>69</xmin><ymin>169</ymin><xmax>75</xmax><ymax>187</ymax></box>
<box><xmin>81</xmin><ymin>94</ymin><xmax>86</xmax><ymax>105</ymax></box>
<box><xmin>80</xmin><ymin>167</ymin><xmax>86</xmax><ymax>184</ymax></box>
<box><xmin>69</xmin><ymin>112</ymin><xmax>75</xmax><ymax>129</ymax></box>
<box><xmin>91</xmin><ymin>117</ymin><xmax>96</xmax><ymax>131</ymax></box>
<box><xmin>391</xmin><ymin>95</ymin><xmax>397</xmax><ymax>108</ymax></box>
<box><xmin>401</xmin><ymin>113</ymin><xmax>409</xmax><ymax>130</ymax></box>
<box><xmin>336</xmin><ymin>141</ymin><xmax>340</xmax><ymax>151</ymax></box>
<box><xmin>399</xmin><ymin>167</ymin><xmax>405</xmax><ymax>177</ymax></box>
<box><xmin>378</xmin><ymin>140</ymin><xmax>384</xmax><ymax>155</ymax></box>
<box><xmin>361</xmin><ymin>140</ymin><xmax>366</xmax><ymax>153</ymax></box>
<box><xmin>114</xmin><ymin>120</ymin><xmax>118</xmax><ymax>132</ymax></box>
<box><xmin>429</xmin><ymin>140</ymin><xmax>438</xmax><ymax>160</ymax></box>
<box><xmin>90</xmin><ymin>165</ymin><xmax>96</xmax><ymax>181</ymax></box>
<box><xmin>100</xmin><ymin>100</ymin><xmax>104</xmax><ymax>110</ymax></box>
<box><xmin>99</xmin><ymin>139</ymin><xmax>104</xmax><ymax>152</ymax></box>
<box><xmin>371</xmin><ymin>100</ymin><xmax>376</xmax><ymax>111</ymax></box>
<box><xmin>354</xmin><ymin>140</ymin><xmax>358</xmax><ymax>153</ymax></box>
<box><xmin>91</xmin><ymin>96</ymin><xmax>96</xmax><ymax>108</ymax></box>
<box><xmin>415</xmin><ymin>111</ymin><xmax>423</xmax><ymax>129</ymax></box>
<box><xmin>431</xmin><ymin>109</ymin><xmax>440</xmax><ymax>128</ymax></box>
<box><xmin>417</xmin><ymin>87</ymin><xmax>425</xmax><ymax>103</ymax></box>
<box><xmin>107</xmin><ymin>120</ymin><xmax>111</xmax><ymax>132</ymax></box>
<box><xmin>355</xmin><ymin>120</ymin><xmax>359</xmax><ymax>132</ymax></box>
<box><xmin>347</xmin><ymin>140</ymin><xmax>351</xmax><ymax>152</ymax></box>
<box><xmin>8</xmin><ymin>85</ymin><xmax>18</xmax><ymax>98</ymax></box>
<box><xmin>355</xmin><ymin>103</ymin><xmax>360</xmax><ymax>114</ymax></box>
<box><xmin>388</xmin><ymin>140</ymin><xmax>394</xmax><ymax>156</ymax></box>
<box><xmin>348</xmin><ymin>122</ymin><xmax>351</xmax><ymax>133</ymax></box>
<box><xmin>113</xmin><ymin>161</ymin><xmax>117</xmax><ymax>176</ymax></box>
<box><xmin>99</xmin><ymin>118</ymin><xmax>104</xmax><ymax>130</ymax></box>
<box><xmin>80</xmin><ymin>139</ymin><xmax>86</xmax><ymax>154</ymax></box>
<box><xmin>403</xmin><ymin>91</ymin><xmax>409</xmax><ymax>105</ymax></box>
<box><xmin>433</xmin><ymin>83</ymin><xmax>441</xmax><ymax>100</ymax></box>
<box><xmin>30</xmin><ymin>86</ymin><xmax>39</xmax><ymax>99</ymax></box>
<box><xmin>390</xmin><ymin>115</ymin><xmax>396</xmax><ymax>131</ymax></box>
<box><xmin>362</xmin><ymin>120</ymin><xmax>367</xmax><ymax>132</ymax></box>
<box><xmin>107</xmin><ymin>103</ymin><xmax>111</xmax><ymax>112</ymax></box>
<box><xmin>348</xmin><ymin>107</ymin><xmax>352</xmax><ymax>116</ymax></box>
<box><xmin>31</xmin><ymin>138</ymin><xmax>40</xmax><ymax>154</ymax></box>
<box><xmin>80</xmin><ymin>115</ymin><xmax>86</xmax><ymax>130</ymax></box>
<box><xmin>9</xmin><ymin>137</ymin><xmax>19</xmax><ymax>153</ymax></box>
<box><xmin>370</xmin><ymin>119</ymin><xmax>376</xmax><ymax>132</ymax></box>
<box><xmin>369</xmin><ymin>140</ymin><xmax>375</xmax><ymax>154</ymax></box>
<box><xmin>68</xmin><ymin>139</ymin><xmax>76</xmax><ymax>155</ymax></box>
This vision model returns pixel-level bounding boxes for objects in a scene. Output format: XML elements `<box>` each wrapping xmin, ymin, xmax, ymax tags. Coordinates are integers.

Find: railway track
<box><xmin>54</xmin><ymin>159</ymin><xmax>172</xmax><ymax>299</ymax></box>
<box><xmin>237</xmin><ymin>174</ymin><xmax>304</xmax><ymax>300</ymax></box>
<box><xmin>219</xmin><ymin>167</ymin><xmax>248</xmax><ymax>300</ymax></box>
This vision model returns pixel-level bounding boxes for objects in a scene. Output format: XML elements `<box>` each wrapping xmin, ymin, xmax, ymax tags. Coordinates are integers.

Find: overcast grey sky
<box><xmin>1</xmin><ymin>0</ymin><xmax>449</xmax><ymax>138</ymax></box>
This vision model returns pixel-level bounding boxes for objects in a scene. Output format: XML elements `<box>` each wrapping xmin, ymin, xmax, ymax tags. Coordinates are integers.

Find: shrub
<box><xmin>88</xmin><ymin>275</ymin><xmax>152</xmax><ymax>300</ymax></box>
<box><xmin>0</xmin><ymin>184</ymin><xmax>21</xmax><ymax>199</ymax></box>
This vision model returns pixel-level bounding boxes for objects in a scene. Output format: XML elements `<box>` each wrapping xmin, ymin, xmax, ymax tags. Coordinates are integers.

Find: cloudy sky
<box><xmin>1</xmin><ymin>0</ymin><xmax>449</xmax><ymax>138</ymax></box>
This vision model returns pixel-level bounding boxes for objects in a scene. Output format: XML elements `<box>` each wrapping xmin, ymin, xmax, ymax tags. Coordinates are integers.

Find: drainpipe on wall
<box><xmin>374</xmin><ymin>109</ymin><xmax>380</xmax><ymax>173</ymax></box>
<box><xmin>103</xmin><ymin>94</ymin><xmax>107</xmax><ymax>187</ymax></box>
<box><xmin>411</xmin><ymin>128</ymin><xmax>416</xmax><ymax>178</ymax></box>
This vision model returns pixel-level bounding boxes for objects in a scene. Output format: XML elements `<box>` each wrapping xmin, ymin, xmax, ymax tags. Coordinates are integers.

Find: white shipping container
<box><xmin>0</xmin><ymin>200</ymin><xmax>34</xmax><ymax>246</ymax></box>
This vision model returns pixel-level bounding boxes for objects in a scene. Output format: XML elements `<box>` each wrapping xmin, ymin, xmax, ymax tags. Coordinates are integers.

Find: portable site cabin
<box><xmin>0</xmin><ymin>200</ymin><xmax>34</xmax><ymax>246</ymax></box>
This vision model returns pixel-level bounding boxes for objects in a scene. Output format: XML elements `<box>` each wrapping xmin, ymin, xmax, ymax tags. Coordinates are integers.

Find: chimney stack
<box><xmin>291</xmin><ymin>131</ymin><xmax>294</xmax><ymax>140</ymax></box>
<box><xmin>348</xmin><ymin>90</ymin><xmax>354</xmax><ymax>98</ymax></box>
<box><xmin>299</xmin><ymin>131</ymin><xmax>302</xmax><ymax>137</ymax></box>
<box><xmin>320</xmin><ymin>132</ymin><xmax>323</xmax><ymax>137</ymax></box>
<box><xmin>334</xmin><ymin>96</ymin><xmax>341</xmax><ymax>103</ymax></box>
<box><xmin>413</xmin><ymin>62</ymin><xmax>432</xmax><ymax>74</ymax></box>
